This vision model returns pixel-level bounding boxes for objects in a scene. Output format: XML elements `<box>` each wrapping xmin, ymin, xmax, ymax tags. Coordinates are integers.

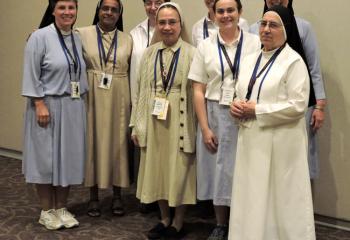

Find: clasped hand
<box><xmin>230</xmin><ymin>100</ymin><xmax>256</xmax><ymax>120</ymax></box>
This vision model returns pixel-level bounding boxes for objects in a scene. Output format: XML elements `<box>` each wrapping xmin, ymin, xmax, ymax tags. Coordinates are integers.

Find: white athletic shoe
<box><xmin>56</xmin><ymin>208</ymin><xmax>79</xmax><ymax>228</ymax></box>
<box><xmin>38</xmin><ymin>209</ymin><xmax>64</xmax><ymax>230</ymax></box>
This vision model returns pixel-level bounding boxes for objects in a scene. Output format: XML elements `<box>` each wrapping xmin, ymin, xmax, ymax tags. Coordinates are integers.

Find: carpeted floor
<box><xmin>1</xmin><ymin>156</ymin><xmax>350</xmax><ymax>240</ymax></box>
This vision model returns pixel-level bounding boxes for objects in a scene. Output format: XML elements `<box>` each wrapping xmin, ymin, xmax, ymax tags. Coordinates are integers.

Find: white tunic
<box><xmin>192</xmin><ymin>16</ymin><xmax>249</xmax><ymax>47</ymax></box>
<box><xmin>189</xmin><ymin>30</ymin><xmax>260</xmax><ymax>100</ymax></box>
<box><xmin>130</xmin><ymin>18</ymin><xmax>155</xmax><ymax>105</ymax></box>
<box><xmin>250</xmin><ymin>17</ymin><xmax>326</xmax><ymax>178</ymax></box>
<box><xmin>228</xmin><ymin>44</ymin><xmax>315</xmax><ymax>240</ymax></box>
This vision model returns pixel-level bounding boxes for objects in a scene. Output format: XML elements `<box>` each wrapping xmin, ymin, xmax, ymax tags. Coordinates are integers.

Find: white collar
<box><xmin>217</xmin><ymin>28</ymin><xmax>241</xmax><ymax>47</ymax></box>
<box><xmin>160</xmin><ymin>38</ymin><xmax>182</xmax><ymax>52</ymax></box>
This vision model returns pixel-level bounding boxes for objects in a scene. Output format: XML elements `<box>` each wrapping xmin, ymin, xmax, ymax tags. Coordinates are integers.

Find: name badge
<box><xmin>99</xmin><ymin>73</ymin><xmax>113</xmax><ymax>90</ymax></box>
<box><xmin>152</xmin><ymin>97</ymin><xmax>169</xmax><ymax>120</ymax></box>
<box><xmin>219</xmin><ymin>87</ymin><xmax>234</xmax><ymax>106</ymax></box>
<box><xmin>152</xmin><ymin>97</ymin><xmax>166</xmax><ymax>116</ymax></box>
<box><xmin>157</xmin><ymin>100</ymin><xmax>169</xmax><ymax>120</ymax></box>
<box><xmin>71</xmin><ymin>82</ymin><xmax>80</xmax><ymax>99</ymax></box>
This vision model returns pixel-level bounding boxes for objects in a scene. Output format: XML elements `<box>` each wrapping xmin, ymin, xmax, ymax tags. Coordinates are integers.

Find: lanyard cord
<box><xmin>147</xmin><ymin>19</ymin><xmax>150</xmax><ymax>47</ymax></box>
<box><xmin>96</xmin><ymin>25</ymin><xmax>118</xmax><ymax>72</ymax></box>
<box><xmin>245</xmin><ymin>43</ymin><xmax>286</xmax><ymax>101</ymax></box>
<box><xmin>54</xmin><ymin>23</ymin><xmax>81</xmax><ymax>82</ymax></box>
<box><xmin>217</xmin><ymin>30</ymin><xmax>244</xmax><ymax>83</ymax></box>
<box><xmin>203</xmin><ymin>18</ymin><xmax>209</xmax><ymax>39</ymax></box>
<box><xmin>154</xmin><ymin>48</ymin><xmax>181</xmax><ymax>97</ymax></box>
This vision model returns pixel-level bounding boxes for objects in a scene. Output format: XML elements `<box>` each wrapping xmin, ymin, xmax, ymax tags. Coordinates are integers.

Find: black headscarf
<box><xmin>93</xmin><ymin>0</ymin><xmax>124</xmax><ymax>31</ymax></box>
<box><xmin>39</xmin><ymin>0</ymin><xmax>78</xmax><ymax>29</ymax></box>
<box><xmin>39</xmin><ymin>0</ymin><xmax>56</xmax><ymax>28</ymax></box>
<box><xmin>264</xmin><ymin>2</ymin><xmax>316</xmax><ymax>106</ymax></box>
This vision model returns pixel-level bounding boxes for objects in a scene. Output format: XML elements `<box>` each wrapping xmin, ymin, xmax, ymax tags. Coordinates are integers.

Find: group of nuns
<box><xmin>22</xmin><ymin>0</ymin><xmax>325</xmax><ymax>239</ymax></box>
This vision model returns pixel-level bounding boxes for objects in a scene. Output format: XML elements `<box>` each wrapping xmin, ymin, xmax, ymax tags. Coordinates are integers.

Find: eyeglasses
<box><xmin>157</xmin><ymin>19</ymin><xmax>180</xmax><ymax>27</ymax></box>
<box><xmin>215</xmin><ymin>7</ymin><xmax>236</xmax><ymax>15</ymax></box>
<box><xmin>258</xmin><ymin>20</ymin><xmax>283</xmax><ymax>30</ymax></box>
<box><xmin>144</xmin><ymin>0</ymin><xmax>163</xmax><ymax>8</ymax></box>
<box><xmin>100</xmin><ymin>6</ymin><xmax>120</xmax><ymax>14</ymax></box>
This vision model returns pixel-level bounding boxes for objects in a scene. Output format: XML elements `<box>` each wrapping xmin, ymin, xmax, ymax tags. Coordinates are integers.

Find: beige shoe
<box><xmin>38</xmin><ymin>209</ymin><xmax>63</xmax><ymax>230</ymax></box>
<box><xmin>56</xmin><ymin>208</ymin><xmax>79</xmax><ymax>228</ymax></box>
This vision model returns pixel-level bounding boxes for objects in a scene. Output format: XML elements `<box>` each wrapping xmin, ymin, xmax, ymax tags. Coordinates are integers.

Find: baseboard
<box><xmin>315</xmin><ymin>214</ymin><xmax>350</xmax><ymax>231</ymax></box>
<box><xmin>0</xmin><ymin>148</ymin><xmax>22</xmax><ymax>160</ymax></box>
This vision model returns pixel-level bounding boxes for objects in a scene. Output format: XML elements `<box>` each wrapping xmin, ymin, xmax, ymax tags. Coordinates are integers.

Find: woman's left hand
<box><xmin>311</xmin><ymin>99</ymin><xmax>326</xmax><ymax>132</ymax></box>
<box><xmin>311</xmin><ymin>109</ymin><xmax>324</xmax><ymax>132</ymax></box>
<box><xmin>242</xmin><ymin>101</ymin><xmax>256</xmax><ymax>119</ymax></box>
<box><xmin>131</xmin><ymin>135</ymin><xmax>139</xmax><ymax>147</ymax></box>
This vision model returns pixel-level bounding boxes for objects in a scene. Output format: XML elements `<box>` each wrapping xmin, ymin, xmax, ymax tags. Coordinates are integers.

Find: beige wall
<box><xmin>0</xmin><ymin>0</ymin><xmax>349</xmax><ymax>222</ymax></box>
<box><xmin>0</xmin><ymin>0</ymin><xmax>97</xmax><ymax>151</ymax></box>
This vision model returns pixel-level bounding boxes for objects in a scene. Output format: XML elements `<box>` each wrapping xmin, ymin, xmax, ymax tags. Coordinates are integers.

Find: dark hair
<box><xmin>213</xmin><ymin>0</ymin><xmax>242</xmax><ymax>13</ymax></box>
<box><xmin>143</xmin><ymin>0</ymin><xmax>170</xmax><ymax>3</ymax></box>
<box><xmin>39</xmin><ymin>0</ymin><xmax>78</xmax><ymax>29</ymax></box>
<box><xmin>93</xmin><ymin>0</ymin><xmax>124</xmax><ymax>31</ymax></box>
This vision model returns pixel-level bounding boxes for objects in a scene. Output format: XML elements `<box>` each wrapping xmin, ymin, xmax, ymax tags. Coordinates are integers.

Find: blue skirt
<box><xmin>22</xmin><ymin>95</ymin><xmax>86</xmax><ymax>186</ymax></box>
<box><xmin>196</xmin><ymin>100</ymin><xmax>238</xmax><ymax>206</ymax></box>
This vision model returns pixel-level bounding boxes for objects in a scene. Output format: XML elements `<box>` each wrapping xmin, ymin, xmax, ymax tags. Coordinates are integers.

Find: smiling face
<box><xmin>265</xmin><ymin>0</ymin><xmax>289</xmax><ymax>8</ymax></box>
<box><xmin>144</xmin><ymin>0</ymin><xmax>165</xmax><ymax>23</ymax></box>
<box><xmin>214</xmin><ymin>0</ymin><xmax>242</xmax><ymax>31</ymax></box>
<box><xmin>259</xmin><ymin>11</ymin><xmax>286</xmax><ymax>51</ymax></box>
<box><xmin>98</xmin><ymin>0</ymin><xmax>120</xmax><ymax>31</ymax></box>
<box><xmin>52</xmin><ymin>0</ymin><xmax>77</xmax><ymax>31</ymax></box>
<box><xmin>156</xmin><ymin>6</ymin><xmax>181</xmax><ymax>47</ymax></box>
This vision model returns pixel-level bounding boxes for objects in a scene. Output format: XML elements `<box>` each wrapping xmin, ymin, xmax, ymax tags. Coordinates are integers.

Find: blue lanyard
<box><xmin>96</xmin><ymin>25</ymin><xmax>118</xmax><ymax>72</ymax></box>
<box><xmin>217</xmin><ymin>30</ymin><xmax>243</xmax><ymax>83</ymax></box>
<box><xmin>153</xmin><ymin>48</ymin><xmax>181</xmax><ymax>97</ymax></box>
<box><xmin>147</xmin><ymin>19</ymin><xmax>150</xmax><ymax>47</ymax></box>
<box><xmin>54</xmin><ymin>24</ymin><xmax>81</xmax><ymax>82</ymax></box>
<box><xmin>245</xmin><ymin>44</ymin><xmax>286</xmax><ymax>102</ymax></box>
<box><xmin>203</xmin><ymin>18</ymin><xmax>209</xmax><ymax>39</ymax></box>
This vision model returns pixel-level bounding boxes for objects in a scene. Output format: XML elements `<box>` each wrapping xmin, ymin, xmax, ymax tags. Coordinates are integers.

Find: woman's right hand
<box><xmin>34</xmin><ymin>99</ymin><xmax>50</xmax><ymax>128</ymax></box>
<box><xmin>230</xmin><ymin>100</ymin><xmax>245</xmax><ymax>119</ymax></box>
<box><xmin>202</xmin><ymin>128</ymin><xmax>218</xmax><ymax>153</ymax></box>
<box><xmin>131</xmin><ymin>135</ymin><xmax>139</xmax><ymax>147</ymax></box>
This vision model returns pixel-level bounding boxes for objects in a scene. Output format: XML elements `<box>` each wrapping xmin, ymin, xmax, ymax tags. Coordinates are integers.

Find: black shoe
<box><xmin>87</xmin><ymin>200</ymin><xmax>101</xmax><ymax>217</ymax></box>
<box><xmin>147</xmin><ymin>222</ymin><xmax>168</xmax><ymax>239</ymax></box>
<box><xmin>164</xmin><ymin>226</ymin><xmax>186</xmax><ymax>239</ymax></box>
<box><xmin>111</xmin><ymin>197</ymin><xmax>125</xmax><ymax>216</ymax></box>
<box><xmin>207</xmin><ymin>225</ymin><xmax>228</xmax><ymax>240</ymax></box>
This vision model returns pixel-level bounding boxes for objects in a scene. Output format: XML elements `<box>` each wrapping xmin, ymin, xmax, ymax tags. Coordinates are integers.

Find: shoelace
<box><xmin>44</xmin><ymin>210</ymin><xmax>59</xmax><ymax>221</ymax></box>
<box><xmin>60</xmin><ymin>209</ymin><xmax>74</xmax><ymax>218</ymax></box>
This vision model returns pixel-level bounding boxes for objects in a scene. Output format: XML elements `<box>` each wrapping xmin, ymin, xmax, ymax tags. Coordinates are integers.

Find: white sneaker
<box><xmin>38</xmin><ymin>209</ymin><xmax>64</xmax><ymax>230</ymax></box>
<box><xmin>56</xmin><ymin>208</ymin><xmax>79</xmax><ymax>228</ymax></box>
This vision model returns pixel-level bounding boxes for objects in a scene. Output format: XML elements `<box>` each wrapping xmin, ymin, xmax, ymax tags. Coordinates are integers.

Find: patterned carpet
<box><xmin>1</xmin><ymin>156</ymin><xmax>350</xmax><ymax>240</ymax></box>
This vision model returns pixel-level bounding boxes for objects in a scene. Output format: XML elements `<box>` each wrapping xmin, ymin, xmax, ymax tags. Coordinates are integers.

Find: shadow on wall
<box><xmin>314</xmin><ymin>68</ymin><xmax>349</xmax><ymax>220</ymax></box>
